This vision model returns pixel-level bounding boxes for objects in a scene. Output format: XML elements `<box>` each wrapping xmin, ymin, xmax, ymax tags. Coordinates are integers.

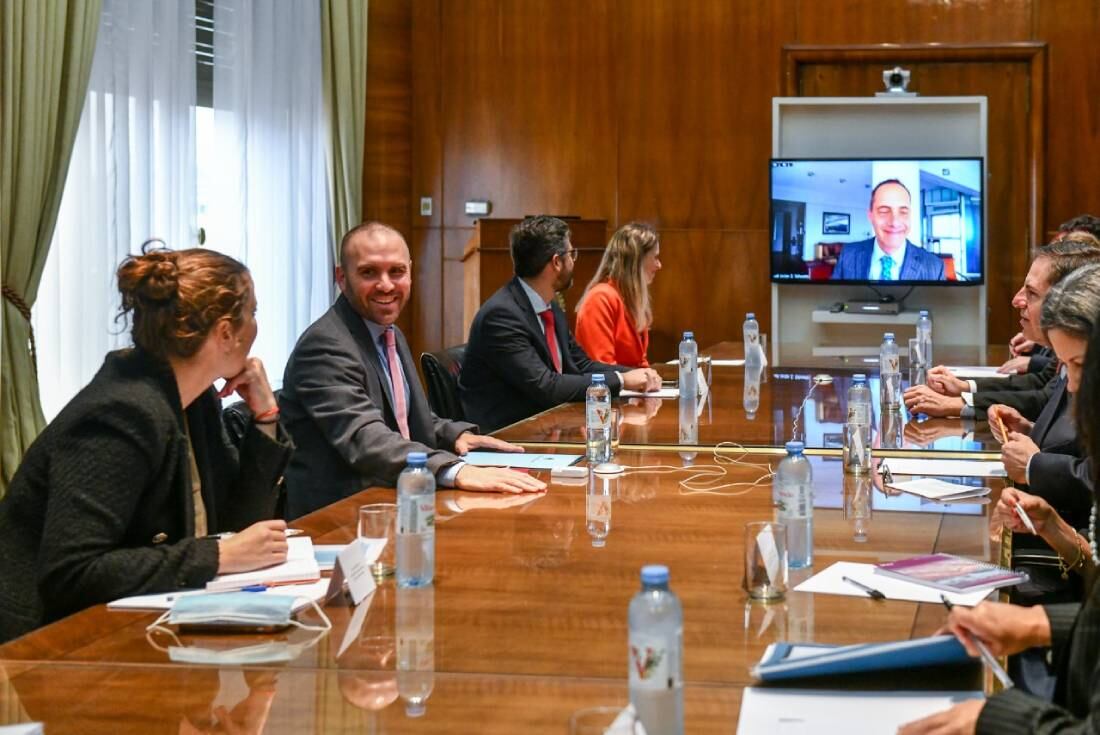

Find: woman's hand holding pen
<box><xmin>941</xmin><ymin>601</ymin><xmax>1051</xmax><ymax>658</ymax></box>
<box><xmin>217</xmin><ymin>519</ymin><xmax>289</xmax><ymax>574</ymax></box>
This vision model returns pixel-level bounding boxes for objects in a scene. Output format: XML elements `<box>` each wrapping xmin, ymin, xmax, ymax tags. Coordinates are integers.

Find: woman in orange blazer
<box><xmin>575</xmin><ymin>222</ymin><xmax>662</xmax><ymax>367</ymax></box>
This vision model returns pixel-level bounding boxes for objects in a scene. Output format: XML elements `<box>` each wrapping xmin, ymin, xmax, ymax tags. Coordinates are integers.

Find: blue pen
<box><xmin>240</xmin><ymin>584</ymin><xmax>268</xmax><ymax>592</ymax></box>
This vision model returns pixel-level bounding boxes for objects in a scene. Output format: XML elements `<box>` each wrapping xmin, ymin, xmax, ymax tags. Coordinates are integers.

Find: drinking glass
<box><xmin>908</xmin><ymin>337</ymin><xmax>925</xmax><ymax>370</ymax></box>
<box><xmin>569</xmin><ymin>706</ymin><xmax>641</xmax><ymax>735</ymax></box>
<box><xmin>743</xmin><ymin>521</ymin><xmax>788</xmax><ymax>600</ymax></box>
<box><xmin>610</xmin><ymin>407</ymin><xmax>622</xmax><ymax>450</ymax></box>
<box><xmin>358</xmin><ymin>503</ymin><xmax>397</xmax><ymax>580</ymax></box>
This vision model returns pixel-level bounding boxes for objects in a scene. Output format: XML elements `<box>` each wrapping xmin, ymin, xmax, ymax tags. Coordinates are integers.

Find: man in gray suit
<box><xmin>280</xmin><ymin>222</ymin><xmax>545</xmax><ymax>519</ymax></box>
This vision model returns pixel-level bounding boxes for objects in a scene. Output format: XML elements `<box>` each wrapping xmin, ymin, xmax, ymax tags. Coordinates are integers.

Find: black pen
<box><xmin>940</xmin><ymin>595</ymin><xmax>1014</xmax><ymax>689</ymax></box>
<box><xmin>841</xmin><ymin>575</ymin><xmax>886</xmax><ymax>600</ymax></box>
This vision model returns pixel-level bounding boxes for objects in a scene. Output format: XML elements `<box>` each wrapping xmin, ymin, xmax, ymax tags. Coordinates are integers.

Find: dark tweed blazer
<box><xmin>978</xmin><ymin>578</ymin><xmax>1100</xmax><ymax>733</ymax></box>
<box><xmin>0</xmin><ymin>348</ymin><xmax>291</xmax><ymax>643</ymax></box>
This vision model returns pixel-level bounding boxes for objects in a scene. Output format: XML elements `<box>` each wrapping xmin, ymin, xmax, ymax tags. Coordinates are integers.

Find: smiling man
<box><xmin>280</xmin><ymin>222</ymin><xmax>545</xmax><ymax>519</ymax></box>
<box><xmin>830</xmin><ymin>179</ymin><xmax>946</xmax><ymax>281</ymax></box>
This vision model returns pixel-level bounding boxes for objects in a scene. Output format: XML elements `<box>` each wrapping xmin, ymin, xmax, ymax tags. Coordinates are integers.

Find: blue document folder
<box><xmin>751</xmin><ymin>634</ymin><xmax>971</xmax><ymax>682</ymax></box>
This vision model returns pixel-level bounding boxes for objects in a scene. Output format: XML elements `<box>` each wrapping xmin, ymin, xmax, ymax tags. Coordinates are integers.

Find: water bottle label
<box><xmin>778</xmin><ymin>484</ymin><xmax>810</xmax><ymax>518</ymax></box>
<box><xmin>587</xmin><ymin>494</ymin><xmax>611</xmax><ymax>522</ymax></box>
<box><xmin>586</xmin><ymin>402</ymin><xmax>611</xmax><ymax>429</ymax></box>
<box><xmin>881</xmin><ymin>355</ymin><xmax>899</xmax><ymax>373</ymax></box>
<box><xmin>746</xmin><ymin>331</ymin><xmax>758</xmax><ymax>346</ymax></box>
<box><xmin>399</xmin><ymin>497</ymin><xmax>436</xmax><ymax>534</ymax></box>
<box><xmin>629</xmin><ymin>633</ymin><xmax>676</xmax><ymax>689</ymax></box>
<box><xmin>847</xmin><ymin>404</ymin><xmax>869</xmax><ymax>425</ymax></box>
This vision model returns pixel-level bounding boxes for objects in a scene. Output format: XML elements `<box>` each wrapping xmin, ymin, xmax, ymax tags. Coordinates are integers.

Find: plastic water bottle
<box><xmin>916</xmin><ymin>309</ymin><xmax>933</xmax><ymax>367</ymax></box>
<box><xmin>629</xmin><ymin>565</ymin><xmax>683</xmax><ymax>735</ymax></box>
<box><xmin>879</xmin><ymin>332</ymin><xmax>901</xmax><ymax>409</ymax></box>
<box><xmin>397</xmin><ymin>452</ymin><xmax>435</xmax><ymax>588</ymax></box>
<box><xmin>775</xmin><ymin>441</ymin><xmax>813</xmax><ymax>569</ymax></box>
<box><xmin>586</xmin><ymin>472</ymin><xmax>611</xmax><ymax>548</ymax></box>
<box><xmin>843</xmin><ymin>374</ymin><xmax>872</xmax><ymax>474</ymax></box>
<box><xmin>678</xmin><ymin>331</ymin><xmax>698</xmax><ymax>400</ymax></box>
<box><xmin>743</xmin><ymin>312</ymin><xmax>761</xmax><ymax>364</ymax></box>
<box><xmin>397</xmin><ymin>585</ymin><xmax>435</xmax><ymax>717</ymax></box>
<box><xmin>743</xmin><ymin>360</ymin><xmax>763</xmax><ymax>420</ymax></box>
<box><xmin>585</xmin><ymin>374</ymin><xmax>612</xmax><ymax>463</ymax></box>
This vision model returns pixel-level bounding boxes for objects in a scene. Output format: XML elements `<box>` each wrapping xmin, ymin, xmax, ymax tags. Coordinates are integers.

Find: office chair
<box><xmin>420</xmin><ymin>344</ymin><xmax>466</xmax><ymax>422</ymax></box>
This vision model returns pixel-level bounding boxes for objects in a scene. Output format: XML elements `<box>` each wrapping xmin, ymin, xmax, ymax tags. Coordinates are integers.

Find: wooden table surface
<box><xmin>495</xmin><ymin>342</ymin><xmax>1007</xmax><ymax>455</ymax></box>
<box><xmin>0</xmin><ymin>343</ymin><xmax>1011</xmax><ymax>732</ymax></box>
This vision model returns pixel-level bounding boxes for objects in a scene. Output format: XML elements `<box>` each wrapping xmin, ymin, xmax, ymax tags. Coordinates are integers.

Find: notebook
<box><xmin>875</xmin><ymin>553</ymin><xmax>1027</xmax><ymax>593</ymax></box>
<box><xmin>205</xmin><ymin>536</ymin><xmax>321</xmax><ymax>591</ymax></box>
<box><xmin>108</xmin><ymin>579</ymin><xmax>330</xmax><ymax>612</ymax></box>
<box><xmin>751</xmin><ymin>635</ymin><xmax>971</xmax><ymax>682</ymax></box>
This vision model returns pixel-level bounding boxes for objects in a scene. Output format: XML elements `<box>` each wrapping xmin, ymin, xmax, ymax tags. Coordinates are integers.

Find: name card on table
<box><xmin>325</xmin><ymin>538</ymin><xmax>384</xmax><ymax>605</ymax></box>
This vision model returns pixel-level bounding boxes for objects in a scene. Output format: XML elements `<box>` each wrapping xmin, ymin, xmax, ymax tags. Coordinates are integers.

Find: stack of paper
<box><xmin>880</xmin><ymin>457</ymin><xmax>1006</xmax><ymax>478</ymax></box>
<box><xmin>793</xmin><ymin>561</ymin><xmax>998</xmax><ymax>606</ymax></box>
<box><xmin>206</xmin><ymin>536</ymin><xmax>320</xmax><ymax>591</ymax></box>
<box><xmin>462</xmin><ymin>451</ymin><xmax>583</xmax><ymax>470</ymax></box>
<box><xmin>737</xmin><ymin>688</ymin><xmax>983</xmax><ymax>733</ymax></box>
<box><xmin>887</xmin><ymin>478</ymin><xmax>991</xmax><ymax>502</ymax></box>
<box><xmin>108</xmin><ymin>579</ymin><xmax>330</xmax><ymax>612</ymax></box>
<box><xmin>948</xmin><ymin>366</ymin><xmax>1010</xmax><ymax>379</ymax></box>
<box><xmin>620</xmin><ymin>386</ymin><xmax>679</xmax><ymax>398</ymax></box>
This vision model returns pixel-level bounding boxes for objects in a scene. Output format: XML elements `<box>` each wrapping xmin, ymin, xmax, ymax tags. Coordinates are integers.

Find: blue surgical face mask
<box><xmin>146</xmin><ymin>592</ymin><xmax>331</xmax><ymax>665</ymax></box>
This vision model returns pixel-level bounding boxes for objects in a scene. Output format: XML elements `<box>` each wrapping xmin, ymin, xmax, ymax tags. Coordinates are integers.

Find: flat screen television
<box><xmin>769</xmin><ymin>158</ymin><xmax>984</xmax><ymax>285</ymax></box>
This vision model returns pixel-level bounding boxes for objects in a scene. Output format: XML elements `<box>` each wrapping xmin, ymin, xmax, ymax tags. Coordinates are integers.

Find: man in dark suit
<box><xmin>280</xmin><ymin>222</ymin><xmax>545</xmax><ymax>519</ymax></box>
<box><xmin>459</xmin><ymin>216</ymin><xmax>661</xmax><ymax>433</ymax></box>
<box><xmin>904</xmin><ymin>238</ymin><xmax>1100</xmax><ymax>420</ymax></box>
<box><xmin>830</xmin><ymin>179</ymin><xmax>946</xmax><ymax>281</ymax></box>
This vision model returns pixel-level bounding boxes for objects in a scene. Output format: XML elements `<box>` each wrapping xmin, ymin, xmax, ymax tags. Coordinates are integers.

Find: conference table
<box><xmin>0</xmin><ymin>342</ymin><xmax>1013</xmax><ymax>733</ymax></box>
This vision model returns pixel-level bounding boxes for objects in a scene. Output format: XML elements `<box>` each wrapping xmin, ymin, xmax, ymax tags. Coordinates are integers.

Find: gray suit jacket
<box><xmin>280</xmin><ymin>295</ymin><xmax>476</xmax><ymax>519</ymax></box>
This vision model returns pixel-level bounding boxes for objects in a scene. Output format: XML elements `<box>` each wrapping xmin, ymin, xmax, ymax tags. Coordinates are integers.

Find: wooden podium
<box><xmin>461</xmin><ymin>218</ymin><xmax>608</xmax><ymax>340</ymax></box>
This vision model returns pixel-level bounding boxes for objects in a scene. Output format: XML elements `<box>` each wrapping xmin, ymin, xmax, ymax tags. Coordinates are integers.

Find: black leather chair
<box><xmin>420</xmin><ymin>344</ymin><xmax>466</xmax><ymax>422</ymax></box>
<box><xmin>222</xmin><ymin>390</ymin><xmax>287</xmax><ymax>519</ymax></box>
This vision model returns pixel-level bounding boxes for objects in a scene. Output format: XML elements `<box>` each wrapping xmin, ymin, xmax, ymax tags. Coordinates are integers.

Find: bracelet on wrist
<box><xmin>1057</xmin><ymin>541</ymin><xmax>1086</xmax><ymax>580</ymax></box>
<box><xmin>253</xmin><ymin>406</ymin><xmax>280</xmax><ymax>424</ymax></box>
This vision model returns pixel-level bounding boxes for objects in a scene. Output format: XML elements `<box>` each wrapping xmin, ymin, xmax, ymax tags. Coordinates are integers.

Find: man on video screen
<box><xmin>830</xmin><ymin>179</ymin><xmax>946</xmax><ymax>281</ymax></box>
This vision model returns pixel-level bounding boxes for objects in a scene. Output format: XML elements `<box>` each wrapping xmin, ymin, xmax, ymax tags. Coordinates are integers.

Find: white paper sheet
<box><xmin>737</xmin><ymin>688</ymin><xmax>983</xmax><ymax>734</ymax></box>
<box><xmin>664</xmin><ymin>358</ymin><xmax>745</xmax><ymax>367</ymax></box>
<box><xmin>620</xmin><ymin>387</ymin><xmax>680</xmax><ymax>399</ymax></box>
<box><xmin>793</xmin><ymin>561</ymin><xmax>997</xmax><ymax>606</ymax></box>
<box><xmin>947</xmin><ymin>366</ymin><xmax>1010</xmax><ymax>379</ymax></box>
<box><xmin>880</xmin><ymin>458</ymin><xmax>1006</xmax><ymax>478</ymax></box>
<box><xmin>887</xmin><ymin>478</ymin><xmax>991</xmax><ymax>501</ymax></box>
<box><xmin>108</xmin><ymin>578</ymin><xmax>331</xmax><ymax>612</ymax></box>
<box><xmin>462</xmin><ymin>451</ymin><xmax>583</xmax><ymax>469</ymax></box>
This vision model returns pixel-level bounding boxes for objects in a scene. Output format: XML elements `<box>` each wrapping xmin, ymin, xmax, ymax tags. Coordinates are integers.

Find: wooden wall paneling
<box><xmin>616</xmin><ymin>0</ymin><xmax>796</xmax><ymax>230</ymax></box>
<box><xmin>794</xmin><ymin>0</ymin><xmax>1033</xmax><ymax>45</ymax></box>
<box><xmin>788</xmin><ymin>46</ymin><xmax>1043</xmax><ymax>344</ymax></box>
<box><xmin>363</xmin><ymin>0</ymin><xmax>412</xmax><ymax>234</ymax></box>
<box><xmin>646</xmin><ymin>231</ymin><xmax>770</xmax><ymax>360</ymax></box>
<box><xmin>439</xmin><ymin>0</ymin><xmax>617</xmax><ymax>229</ymax></box>
<box><xmin>410</xmin><ymin>227</ymin><xmax>443</xmax><ymax>363</ymax></box>
<box><xmin>1035</xmin><ymin>1</ymin><xmax>1100</xmax><ymax>232</ymax></box>
<box><xmin>411</xmin><ymin>0</ymin><xmax>443</xmax><ymax>229</ymax></box>
<box><xmin>442</xmin><ymin>228</ymin><xmax>474</xmax><ymax>348</ymax></box>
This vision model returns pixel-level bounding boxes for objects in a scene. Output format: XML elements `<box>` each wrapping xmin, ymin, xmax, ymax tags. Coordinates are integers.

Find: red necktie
<box><xmin>539</xmin><ymin>309</ymin><xmax>562</xmax><ymax>373</ymax></box>
<box><xmin>383</xmin><ymin>328</ymin><xmax>410</xmax><ymax>439</ymax></box>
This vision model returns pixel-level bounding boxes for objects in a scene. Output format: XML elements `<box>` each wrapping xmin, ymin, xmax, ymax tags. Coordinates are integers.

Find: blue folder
<box><xmin>751</xmin><ymin>634</ymin><xmax>971</xmax><ymax>682</ymax></box>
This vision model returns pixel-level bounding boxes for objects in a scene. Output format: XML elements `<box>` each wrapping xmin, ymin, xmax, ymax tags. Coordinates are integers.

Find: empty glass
<box><xmin>743</xmin><ymin>521</ymin><xmax>788</xmax><ymax>600</ymax></box>
<box><xmin>358</xmin><ymin>503</ymin><xmax>397</xmax><ymax>580</ymax></box>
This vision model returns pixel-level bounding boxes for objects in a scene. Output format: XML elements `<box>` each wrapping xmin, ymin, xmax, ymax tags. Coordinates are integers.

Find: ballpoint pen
<box><xmin>1013</xmin><ymin>502</ymin><xmax>1038</xmax><ymax>534</ymax></box>
<box><xmin>940</xmin><ymin>595</ymin><xmax>1014</xmax><ymax>688</ymax></box>
<box><xmin>841</xmin><ymin>575</ymin><xmax>886</xmax><ymax>600</ymax></box>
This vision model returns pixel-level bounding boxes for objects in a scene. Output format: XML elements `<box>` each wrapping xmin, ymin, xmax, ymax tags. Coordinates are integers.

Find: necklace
<box><xmin>1090</xmin><ymin>504</ymin><xmax>1100</xmax><ymax>565</ymax></box>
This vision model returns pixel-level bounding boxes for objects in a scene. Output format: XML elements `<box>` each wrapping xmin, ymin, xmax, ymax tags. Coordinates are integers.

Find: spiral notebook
<box><xmin>875</xmin><ymin>553</ymin><xmax>1027</xmax><ymax>593</ymax></box>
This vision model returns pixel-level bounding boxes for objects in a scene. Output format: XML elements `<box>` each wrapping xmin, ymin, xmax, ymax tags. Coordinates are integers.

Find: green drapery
<box><xmin>1</xmin><ymin>0</ymin><xmax>102</xmax><ymax>497</ymax></box>
<box><xmin>320</xmin><ymin>0</ymin><xmax>368</xmax><ymax>261</ymax></box>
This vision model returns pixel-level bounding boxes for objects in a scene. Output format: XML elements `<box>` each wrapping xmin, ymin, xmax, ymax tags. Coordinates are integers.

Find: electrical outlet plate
<box><xmin>419</xmin><ymin>197</ymin><xmax>432</xmax><ymax>216</ymax></box>
<box><xmin>464</xmin><ymin>200</ymin><xmax>491</xmax><ymax>216</ymax></box>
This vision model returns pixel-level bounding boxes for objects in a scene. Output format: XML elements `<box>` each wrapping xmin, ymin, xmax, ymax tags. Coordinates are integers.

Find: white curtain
<box><xmin>33</xmin><ymin>0</ymin><xmax>197</xmax><ymax>420</ymax></box>
<box><xmin>209</xmin><ymin>0</ymin><xmax>332</xmax><ymax>389</ymax></box>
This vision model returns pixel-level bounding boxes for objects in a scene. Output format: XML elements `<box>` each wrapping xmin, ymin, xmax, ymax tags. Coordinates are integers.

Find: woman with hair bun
<box><xmin>575</xmin><ymin>222</ymin><xmax>662</xmax><ymax>367</ymax></box>
<box><xmin>0</xmin><ymin>247</ymin><xmax>293</xmax><ymax>642</ymax></box>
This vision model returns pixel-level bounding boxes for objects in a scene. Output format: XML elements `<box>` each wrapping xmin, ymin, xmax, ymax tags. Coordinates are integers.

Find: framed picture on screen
<box><xmin>822</xmin><ymin>212</ymin><xmax>850</xmax><ymax>235</ymax></box>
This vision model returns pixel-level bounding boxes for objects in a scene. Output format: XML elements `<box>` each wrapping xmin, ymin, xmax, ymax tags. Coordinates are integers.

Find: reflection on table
<box><xmin>495</xmin><ymin>342</ymin><xmax>1004</xmax><ymax>454</ymax></box>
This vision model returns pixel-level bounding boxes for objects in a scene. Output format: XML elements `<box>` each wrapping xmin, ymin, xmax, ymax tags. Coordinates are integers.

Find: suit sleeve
<box><xmin>37</xmin><ymin>410</ymin><xmax>220</xmax><ymax>618</ymax></box>
<box><xmin>432</xmin><ymin>412</ymin><xmax>477</xmax><ymax>449</ymax></box>
<box><xmin>575</xmin><ymin>290</ymin><xmax>620</xmax><ymax>364</ymax></box>
<box><xmin>971</xmin><ymin>385</ymin><xmax>1054</xmax><ymax>421</ymax></box>
<box><xmin>1027</xmin><ymin>454</ymin><xmax>1094</xmax><ymax>527</ymax></box>
<box><xmin>287</xmin><ymin>330</ymin><xmax>461</xmax><ymax>483</ymax></box>
<box><xmin>976</xmin><ymin>604</ymin><xmax>1091</xmax><ymax>735</ymax></box>
<box><xmin>1029</xmin><ymin>353</ymin><xmax>1053</xmax><ymax>374</ymax></box>
<box><xmin>483</xmin><ymin>306</ymin><xmax>622</xmax><ymax>406</ymax></box>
